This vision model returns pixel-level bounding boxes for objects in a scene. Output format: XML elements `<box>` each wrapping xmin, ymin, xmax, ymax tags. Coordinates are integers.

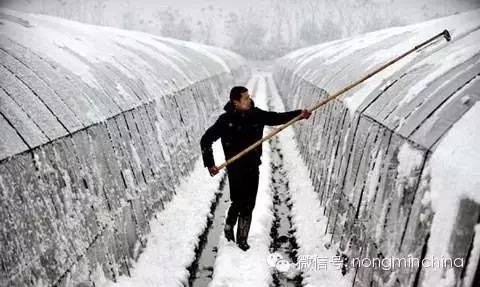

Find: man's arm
<box><xmin>258</xmin><ymin>108</ymin><xmax>304</xmax><ymax>126</ymax></box>
<box><xmin>200</xmin><ymin>116</ymin><xmax>224</xmax><ymax>170</ymax></box>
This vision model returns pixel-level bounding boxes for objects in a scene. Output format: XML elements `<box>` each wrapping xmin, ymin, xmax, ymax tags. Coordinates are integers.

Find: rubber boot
<box><xmin>224</xmin><ymin>223</ymin><xmax>235</xmax><ymax>242</ymax></box>
<box><xmin>236</xmin><ymin>214</ymin><xmax>252</xmax><ymax>251</ymax></box>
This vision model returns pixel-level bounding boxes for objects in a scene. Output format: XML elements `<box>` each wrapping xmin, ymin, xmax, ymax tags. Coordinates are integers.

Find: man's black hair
<box><xmin>230</xmin><ymin>86</ymin><xmax>248</xmax><ymax>102</ymax></box>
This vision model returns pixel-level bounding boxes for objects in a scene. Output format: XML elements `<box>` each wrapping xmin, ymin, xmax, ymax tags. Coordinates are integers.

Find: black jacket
<box><xmin>200</xmin><ymin>99</ymin><xmax>302</xmax><ymax>169</ymax></box>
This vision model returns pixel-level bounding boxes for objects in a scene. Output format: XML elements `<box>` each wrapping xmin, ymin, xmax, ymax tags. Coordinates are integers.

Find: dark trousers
<box><xmin>225</xmin><ymin>165</ymin><xmax>260</xmax><ymax>226</ymax></box>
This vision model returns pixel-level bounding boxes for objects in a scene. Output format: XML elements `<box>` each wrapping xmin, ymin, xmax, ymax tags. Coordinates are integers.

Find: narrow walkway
<box><xmin>102</xmin><ymin>140</ymin><xmax>226</xmax><ymax>287</ymax></box>
<box><xmin>267</xmin><ymin>73</ymin><xmax>355</xmax><ymax>287</ymax></box>
<box><xmin>269</xmin><ymin>135</ymin><xmax>303</xmax><ymax>287</ymax></box>
<box><xmin>188</xmin><ymin>174</ymin><xmax>228</xmax><ymax>287</ymax></box>
<box><xmin>102</xmin><ymin>71</ymin><xmax>354</xmax><ymax>287</ymax></box>
<box><xmin>208</xmin><ymin>73</ymin><xmax>275</xmax><ymax>287</ymax></box>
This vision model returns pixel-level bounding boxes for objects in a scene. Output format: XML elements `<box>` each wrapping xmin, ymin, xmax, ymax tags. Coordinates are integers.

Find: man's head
<box><xmin>230</xmin><ymin>86</ymin><xmax>251</xmax><ymax>112</ymax></box>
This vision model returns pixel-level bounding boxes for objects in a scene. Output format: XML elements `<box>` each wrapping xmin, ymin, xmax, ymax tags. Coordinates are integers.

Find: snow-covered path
<box><xmin>98</xmin><ymin>140</ymin><xmax>226</xmax><ymax>287</ymax></box>
<box><xmin>100</xmin><ymin>71</ymin><xmax>354</xmax><ymax>287</ymax></box>
<box><xmin>208</xmin><ymin>73</ymin><xmax>275</xmax><ymax>287</ymax></box>
<box><xmin>267</xmin><ymin>73</ymin><xmax>355</xmax><ymax>287</ymax></box>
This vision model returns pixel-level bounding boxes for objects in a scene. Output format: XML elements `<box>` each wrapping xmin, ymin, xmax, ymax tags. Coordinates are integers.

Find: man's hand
<box><xmin>300</xmin><ymin>109</ymin><xmax>312</xmax><ymax>120</ymax></box>
<box><xmin>208</xmin><ymin>165</ymin><xmax>220</xmax><ymax>177</ymax></box>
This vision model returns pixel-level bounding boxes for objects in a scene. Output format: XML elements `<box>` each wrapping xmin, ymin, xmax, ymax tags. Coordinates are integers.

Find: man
<box><xmin>200</xmin><ymin>86</ymin><xmax>311</xmax><ymax>251</ymax></box>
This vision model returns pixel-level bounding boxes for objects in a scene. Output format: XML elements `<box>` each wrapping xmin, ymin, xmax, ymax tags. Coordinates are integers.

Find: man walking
<box><xmin>200</xmin><ymin>86</ymin><xmax>311</xmax><ymax>251</ymax></box>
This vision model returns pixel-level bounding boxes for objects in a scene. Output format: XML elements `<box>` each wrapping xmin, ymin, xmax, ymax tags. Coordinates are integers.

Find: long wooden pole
<box><xmin>216</xmin><ymin>30</ymin><xmax>451</xmax><ymax>171</ymax></box>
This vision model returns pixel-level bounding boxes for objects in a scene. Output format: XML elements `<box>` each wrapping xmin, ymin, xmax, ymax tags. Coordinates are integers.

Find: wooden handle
<box><xmin>216</xmin><ymin>30</ymin><xmax>451</xmax><ymax>172</ymax></box>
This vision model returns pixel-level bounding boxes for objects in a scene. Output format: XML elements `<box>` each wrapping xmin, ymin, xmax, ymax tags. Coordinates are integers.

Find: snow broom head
<box><xmin>443</xmin><ymin>29</ymin><xmax>451</xmax><ymax>42</ymax></box>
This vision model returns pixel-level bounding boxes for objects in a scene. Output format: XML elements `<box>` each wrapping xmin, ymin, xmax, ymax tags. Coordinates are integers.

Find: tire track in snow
<box><xmin>262</xmin><ymin>72</ymin><xmax>304</xmax><ymax>286</ymax></box>
<box><xmin>208</xmin><ymin>73</ymin><xmax>275</xmax><ymax>287</ymax></box>
<box><xmin>268</xmin><ymin>136</ymin><xmax>304</xmax><ymax>287</ymax></box>
<box><xmin>266</xmin><ymin>72</ymin><xmax>355</xmax><ymax>287</ymax></box>
<box><xmin>102</xmin><ymin>141</ymin><xmax>227</xmax><ymax>287</ymax></box>
<box><xmin>188</xmin><ymin>74</ymin><xmax>265</xmax><ymax>287</ymax></box>
<box><xmin>188</xmin><ymin>173</ymin><xmax>229</xmax><ymax>287</ymax></box>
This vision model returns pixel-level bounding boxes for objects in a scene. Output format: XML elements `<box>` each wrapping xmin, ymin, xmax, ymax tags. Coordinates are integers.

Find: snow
<box><xmin>268</xmin><ymin>73</ymin><xmax>355</xmax><ymax>286</ymax></box>
<box><xmin>0</xmin><ymin>114</ymin><xmax>30</xmax><ymax>157</ymax></box>
<box><xmin>116</xmin><ymin>83</ymin><xmax>132</xmax><ymax>102</ymax></box>
<box><xmin>396</xmin><ymin>142</ymin><xmax>424</xmax><ymax>197</ymax></box>
<box><xmin>398</xmin><ymin>28</ymin><xmax>480</xmax><ymax>107</ymax></box>
<box><xmin>101</xmin><ymin>140</ymin><xmax>225</xmax><ymax>287</ymax></box>
<box><xmin>288</xmin><ymin>39</ymin><xmax>349</xmax><ymax>74</ymax></box>
<box><xmin>421</xmin><ymin>102</ymin><xmax>480</xmax><ymax>286</ymax></box>
<box><xmin>276</xmin><ymin>9</ymin><xmax>480</xmax><ymax>116</ymax></box>
<box><xmin>209</xmin><ymin>75</ymin><xmax>274</xmax><ymax>287</ymax></box>
<box><xmin>461</xmin><ymin>95</ymin><xmax>471</xmax><ymax>105</ymax></box>
<box><xmin>160</xmin><ymin>37</ymin><xmax>234</xmax><ymax>74</ymax></box>
<box><xmin>375</xmin><ymin>203</ymin><xmax>390</xmax><ymax>244</ymax></box>
<box><xmin>2</xmin><ymin>4</ymin><xmax>479</xmax><ymax>286</ymax></box>
<box><xmin>323</xmin><ymin>28</ymin><xmax>408</xmax><ymax>66</ymax></box>
<box><xmin>0</xmin><ymin>11</ymin><xmax>100</xmax><ymax>89</ymax></box>
<box><xmin>102</xmin><ymin>74</ymin><xmax>278</xmax><ymax>287</ymax></box>
<box><xmin>5</xmin><ymin>0</ymin><xmax>479</xmax><ymax>61</ymax></box>
<box><xmin>208</xmin><ymin>140</ymin><xmax>273</xmax><ymax>287</ymax></box>
<box><xmin>0</xmin><ymin>7</ymin><xmax>245</xmax><ymax>95</ymax></box>
<box><xmin>0</xmin><ymin>7</ymin><xmax>247</xmax><ymax>162</ymax></box>
<box><xmin>129</xmin><ymin>143</ymin><xmax>143</xmax><ymax>172</ymax></box>
<box><xmin>342</xmin><ymin>51</ymin><xmax>417</xmax><ymax>115</ymax></box>
<box><xmin>208</xmin><ymin>72</ymin><xmax>357</xmax><ymax>286</ymax></box>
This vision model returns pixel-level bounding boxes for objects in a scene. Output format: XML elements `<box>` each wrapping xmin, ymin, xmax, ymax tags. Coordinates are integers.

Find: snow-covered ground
<box><xmin>92</xmin><ymin>71</ymin><xmax>359</xmax><ymax>287</ymax></box>
<box><xmin>97</xmin><ymin>71</ymin><xmax>359</xmax><ymax>287</ymax></box>
<box><xmin>208</xmin><ymin>74</ymin><xmax>275</xmax><ymax>287</ymax></box>
<box><xmin>268</xmin><ymin>73</ymin><xmax>355</xmax><ymax>287</ymax></box>
<box><xmin>91</xmin><ymin>141</ymin><xmax>225</xmax><ymax>287</ymax></box>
